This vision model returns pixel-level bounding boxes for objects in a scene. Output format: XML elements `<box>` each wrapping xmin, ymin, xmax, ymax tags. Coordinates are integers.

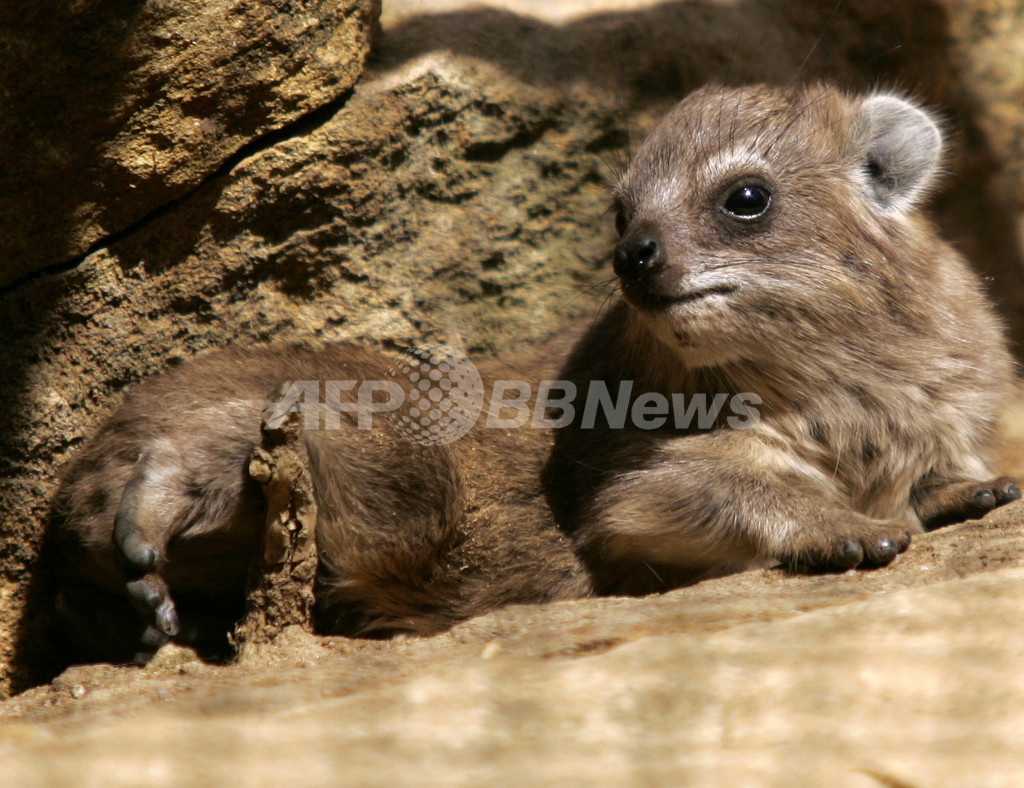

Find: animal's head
<box><xmin>612</xmin><ymin>84</ymin><xmax>944</xmax><ymax>368</ymax></box>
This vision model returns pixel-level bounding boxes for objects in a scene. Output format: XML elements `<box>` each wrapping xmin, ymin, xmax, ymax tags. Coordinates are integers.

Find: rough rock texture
<box><xmin>940</xmin><ymin>0</ymin><xmax>1024</xmax><ymax>208</ymax></box>
<box><xmin>2</xmin><ymin>0</ymin><xmax>1024</xmax><ymax>779</ymax></box>
<box><xmin>232</xmin><ymin>400</ymin><xmax>319</xmax><ymax>651</ymax></box>
<box><xmin>0</xmin><ymin>0</ymin><xmax>379</xmax><ymax>286</ymax></box>
<box><xmin>2</xmin><ymin>507</ymin><xmax>1024</xmax><ymax>785</ymax></box>
<box><xmin>933</xmin><ymin>0</ymin><xmax>1024</xmax><ymax>340</ymax></box>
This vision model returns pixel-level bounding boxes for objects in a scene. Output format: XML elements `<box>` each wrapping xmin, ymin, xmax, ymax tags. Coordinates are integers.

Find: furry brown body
<box><xmin>49</xmin><ymin>84</ymin><xmax>1017</xmax><ymax>663</ymax></box>
<box><xmin>51</xmin><ymin>345</ymin><xmax>587</xmax><ymax>661</ymax></box>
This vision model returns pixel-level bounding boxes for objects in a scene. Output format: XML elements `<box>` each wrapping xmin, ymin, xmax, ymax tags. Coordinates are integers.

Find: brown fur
<box><xmin>50</xmin><ymin>345</ymin><xmax>587</xmax><ymax>661</ymax></box>
<box><xmin>48</xmin><ymin>84</ymin><xmax>1017</xmax><ymax>663</ymax></box>
<box><xmin>546</xmin><ymin>84</ymin><xmax>1017</xmax><ymax>592</ymax></box>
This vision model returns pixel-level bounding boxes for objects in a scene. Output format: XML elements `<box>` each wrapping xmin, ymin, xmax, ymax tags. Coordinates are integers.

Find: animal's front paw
<box><xmin>913</xmin><ymin>476</ymin><xmax>1021</xmax><ymax>531</ymax></box>
<box><xmin>778</xmin><ymin>517</ymin><xmax>913</xmax><ymax>573</ymax></box>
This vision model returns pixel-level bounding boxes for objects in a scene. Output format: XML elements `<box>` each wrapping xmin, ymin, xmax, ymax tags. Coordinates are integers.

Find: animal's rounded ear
<box><xmin>851</xmin><ymin>93</ymin><xmax>943</xmax><ymax>215</ymax></box>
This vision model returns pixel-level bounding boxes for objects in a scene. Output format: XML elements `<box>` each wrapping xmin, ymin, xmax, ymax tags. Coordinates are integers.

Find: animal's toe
<box><xmin>125</xmin><ymin>575</ymin><xmax>180</xmax><ymax>637</ymax></box>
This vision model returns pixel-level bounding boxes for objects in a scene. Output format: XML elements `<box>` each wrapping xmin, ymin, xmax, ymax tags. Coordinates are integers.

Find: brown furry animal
<box><xmin>547</xmin><ymin>84</ymin><xmax>1020</xmax><ymax>593</ymax></box>
<box><xmin>48</xmin><ymin>84</ymin><xmax>1018</xmax><ymax>663</ymax></box>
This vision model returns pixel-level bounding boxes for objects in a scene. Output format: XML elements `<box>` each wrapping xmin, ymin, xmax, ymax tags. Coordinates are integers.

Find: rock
<box><xmin>232</xmin><ymin>399</ymin><xmax>320</xmax><ymax>651</ymax></box>
<box><xmin>0</xmin><ymin>0</ymin><xmax>380</xmax><ymax>286</ymax></box>
<box><xmin>932</xmin><ymin>0</ymin><xmax>1024</xmax><ymax>347</ymax></box>
<box><xmin>2</xmin><ymin>510</ymin><xmax>1023</xmax><ymax>785</ymax></box>
<box><xmin>940</xmin><ymin>0</ymin><xmax>1024</xmax><ymax>207</ymax></box>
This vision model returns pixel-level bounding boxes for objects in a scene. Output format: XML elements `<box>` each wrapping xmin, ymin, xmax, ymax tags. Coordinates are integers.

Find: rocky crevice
<box><xmin>0</xmin><ymin>89</ymin><xmax>362</xmax><ymax>298</ymax></box>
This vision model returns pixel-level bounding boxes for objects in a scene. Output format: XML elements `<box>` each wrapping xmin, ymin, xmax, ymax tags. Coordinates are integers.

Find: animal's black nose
<box><xmin>614</xmin><ymin>235</ymin><xmax>663</xmax><ymax>281</ymax></box>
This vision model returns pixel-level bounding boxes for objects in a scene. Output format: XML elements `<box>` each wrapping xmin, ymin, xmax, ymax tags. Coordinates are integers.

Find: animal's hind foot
<box><xmin>112</xmin><ymin>465</ymin><xmax>183</xmax><ymax>642</ymax></box>
<box><xmin>55</xmin><ymin>583</ymin><xmax>171</xmax><ymax>665</ymax></box>
<box><xmin>55</xmin><ymin>581</ymin><xmax>237</xmax><ymax>666</ymax></box>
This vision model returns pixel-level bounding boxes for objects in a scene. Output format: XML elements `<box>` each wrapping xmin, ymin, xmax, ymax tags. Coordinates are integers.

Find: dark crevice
<box><xmin>0</xmin><ymin>87</ymin><xmax>358</xmax><ymax>296</ymax></box>
<box><xmin>463</xmin><ymin>122</ymin><xmax>555</xmax><ymax>162</ymax></box>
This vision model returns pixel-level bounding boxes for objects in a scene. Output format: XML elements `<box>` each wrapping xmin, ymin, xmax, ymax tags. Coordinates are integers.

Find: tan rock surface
<box><xmin>2</xmin><ymin>507</ymin><xmax>1023</xmax><ymax>786</ymax></box>
<box><xmin>0</xmin><ymin>0</ymin><xmax>379</xmax><ymax>286</ymax></box>
<box><xmin>933</xmin><ymin>0</ymin><xmax>1024</xmax><ymax>344</ymax></box>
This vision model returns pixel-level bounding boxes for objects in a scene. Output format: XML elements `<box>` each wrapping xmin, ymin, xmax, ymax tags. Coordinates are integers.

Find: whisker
<box><xmin>784</xmin><ymin>0</ymin><xmax>844</xmax><ymax>92</ymax></box>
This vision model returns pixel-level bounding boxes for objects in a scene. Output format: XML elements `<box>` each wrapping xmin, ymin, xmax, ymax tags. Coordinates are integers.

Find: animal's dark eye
<box><xmin>722</xmin><ymin>184</ymin><xmax>772</xmax><ymax>220</ymax></box>
<box><xmin>614</xmin><ymin>210</ymin><xmax>629</xmax><ymax>236</ymax></box>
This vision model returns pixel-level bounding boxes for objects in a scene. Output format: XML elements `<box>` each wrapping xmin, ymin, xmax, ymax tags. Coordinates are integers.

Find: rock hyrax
<box><xmin>545</xmin><ymin>83</ymin><xmax>1019</xmax><ymax>593</ymax></box>
<box><xmin>48</xmin><ymin>83</ymin><xmax>1018</xmax><ymax>663</ymax></box>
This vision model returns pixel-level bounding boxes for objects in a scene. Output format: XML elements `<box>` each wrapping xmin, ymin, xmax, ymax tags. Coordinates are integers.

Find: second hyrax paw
<box><xmin>916</xmin><ymin>476</ymin><xmax>1022</xmax><ymax>531</ymax></box>
<box><xmin>780</xmin><ymin>520</ymin><xmax>913</xmax><ymax>573</ymax></box>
